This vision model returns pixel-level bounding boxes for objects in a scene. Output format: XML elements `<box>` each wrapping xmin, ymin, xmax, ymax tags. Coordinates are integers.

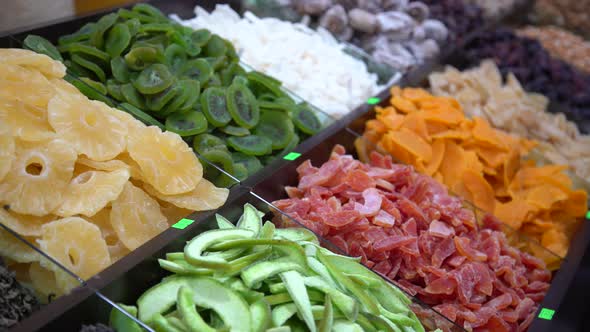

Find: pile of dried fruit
<box><xmin>462</xmin><ymin>28</ymin><xmax>590</xmax><ymax>133</ymax></box>
<box><xmin>530</xmin><ymin>0</ymin><xmax>590</xmax><ymax>39</ymax></box>
<box><xmin>421</xmin><ymin>0</ymin><xmax>484</xmax><ymax>46</ymax></box>
<box><xmin>273</xmin><ymin>146</ymin><xmax>551</xmax><ymax>331</ymax></box>
<box><xmin>358</xmin><ymin>87</ymin><xmax>587</xmax><ymax>264</ymax></box>
<box><xmin>0</xmin><ymin>49</ymin><xmax>228</xmax><ymax>296</ymax></box>
<box><xmin>26</xmin><ymin>4</ymin><xmax>323</xmax><ymax>183</ymax></box>
<box><xmin>0</xmin><ymin>259</ymin><xmax>39</xmax><ymax>329</ymax></box>
<box><xmin>517</xmin><ymin>26</ymin><xmax>590</xmax><ymax>74</ymax></box>
<box><xmin>463</xmin><ymin>0</ymin><xmax>523</xmax><ymax>19</ymax></box>
<box><xmin>429</xmin><ymin>60</ymin><xmax>590</xmax><ymax>187</ymax></box>
<box><xmin>114</xmin><ymin>204</ymin><xmax>427</xmax><ymax>332</ymax></box>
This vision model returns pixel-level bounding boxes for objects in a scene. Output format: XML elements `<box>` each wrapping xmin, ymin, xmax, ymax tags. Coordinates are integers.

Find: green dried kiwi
<box><xmin>106</xmin><ymin>80</ymin><xmax>125</xmax><ymax>101</ymax></box>
<box><xmin>65</xmin><ymin>60</ymin><xmax>93</xmax><ymax>78</ymax></box>
<box><xmin>79</xmin><ymin>77</ymin><xmax>107</xmax><ymax>95</ymax></box>
<box><xmin>232</xmin><ymin>163</ymin><xmax>248</xmax><ymax>181</ymax></box>
<box><xmin>200</xmin><ymin>149</ymin><xmax>234</xmax><ymax>177</ymax></box>
<box><xmin>191</xmin><ymin>29</ymin><xmax>211</xmax><ymax>47</ymax></box>
<box><xmin>111</xmin><ymin>56</ymin><xmax>130</xmax><ymax>83</ymax></box>
<box><xmin>158</xmin><ymin>84</ymin><xmax>190</xmax><ymax>118</ymax></box>
<box><xmin>23</xmin><ymin>35</ymin><xmax>63</xmax><ymax>61</ymax></box>
<box><xmin>164</xmin><ymin>44</ymin><xmax>187</xmax><ymax>73</ymax></box>
<box><xmin>204</xmin><ymin>35</ymin><xmax>227</xmax><ymax>57</ymax></box>
<box><xmin>139</xmin><ymin>23</ymin><xmax>175</xmax><ymax>34</ymax></box>
<box><xmin>179</xmin><ymin>59</ymin><xmax>212</xmax><ymax>85</ymax></box>
<box><xmin>276</xmin><ymin>133</ymin><xmax>300</xmax><ymax>159</ymax></box>
<box><xmin>192</xmin><ymin>133</ymin><xmax>227</xmax><ymax>154</ymax></box>
<box><xmin>220</xmin><ymin>61</ymin><xmax>239</xmax><ymax>86</ymax></box>
<box><xmin>232</xmin><ymin>75</ymin><xmax>249</xmax><ymax>87</ymax></box>
<box><xmin>146</xmin><ymin>85</ymin><xmax>178</xmax><ymax>111</ymax></box>
<box><xmin>246</xmin><ymin>71</ymin><xmax>284</xmax><ymax>98</ymax></box>
<box><xmin>119</xmin><ymin>102</ymin><xmax>165</xmax><ymax>130</ymax></box>
<box><xmin>124</xmin><ymin>46</ymin><xmax>163</xmax><ymax>71</ymax></box>
<box><xmin>257</xmin><ymin>93</ymin><xmax>276</xmax><ymax>102</ymax></box>
<box><xmin>232</xmin><ymin>152</ymin><xmax>263</xmax><ymax>176</ymax></box>
<box><xmin>224</xmin><ymin>40</ymin><xmax>239</xmax><ymax>60</ymax></box>
<box><xmin>220</xmin><ymin>125</ymin><xmax>250</xmax><ymax>137</ymax></box>
<box><xmin>165</xmin><ymin>111</ymin><xmax>208</xmax><ymax>137</ymax></box>
<box><xmin>227</xmin><ymin>135</ymin><xmax>272</xmax><ymax>156</ymax></box>
<box><xmin>178</xmin><ymin>80</ymin><xmax>201</xmax><ymax>112</ymax></box>
<box><xmin>125</xmin><ymin>18</ymin><xmax>141</xmax><ymax>37</ymax></box>
<box><xmin>134</xmin><ymin>34</ymin><xmax>168</xmax><ymax>48</ymax></box>
<box><xmin>254</xmin><ymin>110</ymin><xmax>294</xmax><ymax>150</ymax></box>
<box><xmin>203</xmin><ymin>74</ymin><xmax>222</xmax><ymax>89</ymax></box>
<box><xmin>204</xmin><ymin>56</ymin><xmax>227</xmax><ymax>71</ymax></box>
<box><xmin>67</xmin><ymin>76</ymin><xmax>113</xmax><ymax>107</ymax></box>
<box><xmin>201</xmin><ymin>87</ymin><xmax>231</xmax><ymax>127</ymax></box>
<box><xmin>132</xmin><ymin>64</ymin><xmax>174</xmax><ymax>94</ymax></box>
<box><xmin>226</xmin><ymin>82</ymin><xmax>260</xmax><ymax>129</ymax></box>
<box><xmin>58</xmin><ymin>22</ymin><xmax>95</xmax><ymax>45</ymax></box>
<box><xmin>90</xmin><ymin>12</ymin><xmax>118</xmax><ymax>49</ymax></box>
<box><xmin>58</xmin><ymin>43</ymin><xmax>110</xmax><ymax>63</ymax></box>
<box><xmin>258</xmin><ymin>97</ymin><xmax>296</xmax><ymax>111</ymax></box>
<box><xmin>132</xmin><ymin>3</ymin><xmax>168</xmax><ymax>21</ymax></box>
<box><xmin>71</xmin><ymin>54</ymin><xmax>106</xmax><ymax>82</ymax></box>
<box><xmin>118</xmin><ymin>8</ymin><xmax>158</xmax><ymax>24</ymax></box>
<box><xmin>292</xmin><ymin>103</ymin><xmax>322</xmax><ymax>135</ymax></box>
<box><xmin>105</xmin><ymin>23</ymin><xmax>131</xmax><ymax>58</ymax></box>
<box><xmin>121</xmin><ymin>83</ymin><xmax>146</xmax><ymax>109</ymax></box>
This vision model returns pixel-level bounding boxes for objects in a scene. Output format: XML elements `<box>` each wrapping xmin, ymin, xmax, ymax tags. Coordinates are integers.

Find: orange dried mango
<box><xmin>360</xmin><ymin>86</ymin><xmax>588</xmax><ymax>265</ymax></box>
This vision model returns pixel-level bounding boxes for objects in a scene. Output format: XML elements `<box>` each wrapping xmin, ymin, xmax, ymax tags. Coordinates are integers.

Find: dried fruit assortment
<box><xmin>25</xmin><ymin>4</ymin><xmax>323</xmax><ymax>183</ymax></box>
<box><xmin>114</xmin><ymin>204</ymin><xmax>425</xmax><ymax>332</ymax></box>
<box><xmin>358</xmin><ymin>87</ymin><xmax>587</xmax><ymax>264</ymax></box>
<box><xmin>429</xmin><ymin>60</ymin><xmax>590</xmax><ymax>188</ymax></box>
<box><xmin>0</xmin><ymin>49</ymin><xmax>228</xmax><ymax>296</ymax></box>
<box><xmin>175</xmin><ymin>5</ymin><xmax>381</xmax><ymax>118</ymax></box>
<box><xmin>273</xmin><ymin>146</ymin><xmax>551</xmax><ymax>331</ymax></box>
<box><xmin>279</xmin><ymin>0</ymin><xmax>449</xmax><ymax>73</ymax></box>
<box><xmin>462</xmin><ymin>28</ymin><xmax>590</xmax><ymax>133</ymax></box>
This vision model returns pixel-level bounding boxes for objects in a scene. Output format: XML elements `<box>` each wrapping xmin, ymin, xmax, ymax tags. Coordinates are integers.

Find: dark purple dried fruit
<box><xmin>421</xmin><ymin>0</ymin><xmax>485</xmax><ymax>46</ymax></box>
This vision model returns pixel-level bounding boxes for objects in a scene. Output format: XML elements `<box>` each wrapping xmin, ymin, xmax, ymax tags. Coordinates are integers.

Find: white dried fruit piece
<box><xmin>143</xmin><ymin>178</ymin><xmax>229</xmax><ymax>211</ymax></box>
<box><xmin>0</xmin><ymin>139</ymin><xmax>76</xmax><ymax>216</ymax></box>
<box><xmin>55</xmin><ymin>168</ymin><xmax>130</xmax><ymax>217</ymax></box>
<box><xmin>48</xmin><ymin>94</ymin><xmax>127</xmax><ymax>161</ymax></box>
<box><xmin>127</xmin><ymin>126</ymin><xmax>202</xmax><ymax>195</ymax></box>
<box><xmin>110</xmin><ymin>182</ymin><xmax>168</xmax><ymax>251</ymax></box>
<box><xmin>0</xmin><ymin>208</ymin><xmax>56</xmax><ymax>237</ymax></box>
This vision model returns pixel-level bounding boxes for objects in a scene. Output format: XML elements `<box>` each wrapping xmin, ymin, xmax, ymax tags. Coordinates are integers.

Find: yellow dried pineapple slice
<box><xmin>0</xmin><ymin>49</ymin><xmax>66</xmax><ymax>78</ymax></box>
<box><xmin>158</xmin><ymin>200</ymin><xmax>193</xmax><ymax>225</ymax></box>
<box><xmin>0</xmin><ymin>139</ymin><xmax>76</xmax><ymax>216</ymax></box>
<box><xmin>29</xmin><ymin>262</ymin><xmax>62</xmax><ymax>300</ymax></box>
<box><xmin>114</xmin><ymin>153</ymin><xmax>144</xmax><ymax>180</ymax></box>
<box><xmin>38</xmin><ymin>217</ymin><xmax>110</xmax><ymax>282</ymax></box>
<box><xmin>0</xmin><ymin>208</ymin><xmax>56</xmax><ymax>237</ymax></box>
<box><xmin>127</xmin><ymin>126</ymin><xmax>202</xmax><ymax>195</ymax></box>
<box><xmin>55</xmin><ymin>168</ymin><xmax>130</xmax><ymax>217</ymax></box>
<box><xmin>0</xmin><ymin>63</ymin><xmax>57</xmax><ymax>108</ymax></box>
<box><xmin>0</xmin><ymin>124</ymin><xmax>15</xmax><ymax>181</ymax></box>
<box><xmin>77</xmin><ymin>156</ymin><xmax>130</xmax><ymax>173</ymax></box>
<box><xmin>110</xmin><ymin>182</ymin><xmax>168</xmax><ymax>250</ymax></box>
<box><xmin>48</xmin><ymin>95</ymin><xmax>127</xmax><ymax>161</ymax></box>
<box><xmin>0</xmin><ymin>228</ymin><xmax>40</xmax><ymax>263</ymax></box>
<box><xmin>87</xmin><ymin>208</ymin><xmax>129</xmax><ymax>263</ymax></box>
<box><xmin>144</xmin><ymin>179</ymin><xmax>228</xmax><ymax>211</ymax></box>
<box><xmin>0</xmin><ymin>99</ymin><xmax>55</xmax><ymax>142</ymax></box>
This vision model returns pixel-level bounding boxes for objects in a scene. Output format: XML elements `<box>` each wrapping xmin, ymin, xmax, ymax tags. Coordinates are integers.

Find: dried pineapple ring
<box><xmin>110</xmin><ymin>182</ymin><xmax>168</xmax><ymax>250</ymax></box>
<box><xmin>55</xmin><ymin>168</ymin><xmax>130</xmax><ymax>217</ymax></box>
<box><xmin>0</xmin><ymin>63</ymin><xmax>57</xmax><ymax>109</ymax></box>
<box><xmin>115</xmin><ymin>153</ymin><xmax>144</xmax><ymax>180</ymax></box>
<box><xmin>0</xmin><ymin>99</ymin><xmax>55</xmax><ymax>142</ymax></box>
<box><xmin>0</xmin><ymin>139</ymin><xmax>76</xmax><ymax>216</ymax></box>
<box><xmin>0</xmin><ymin>208</ymin><xmax>56</xmax><ymax>237</ymax></box>
<box><xmin>144</xmin><ymin>179</ymin><xmax>229</xmax><ymax>211</ymax></box>
<box><xmin>0</xmin><ymin>49</ymin><xmax>66</xmax><ymax>78</ymax></box>
<box><xmin>77</xmin><ymin>156</ymin><xmax>130</xmax><ymax>173</ymax></box>
<box><xmin>38</xmin><ymin>217</ymin><xmax>110</xmax><ymax>281</ymax></box>
<box><xmin>29</xmin><ymin>262</ymin><xmax>62</xmax><ymax>299</ymax></box>
<box><xmin>127</xmin><ymin>126</ymin><xmax>203</xmax><ymax>195</ymax></box>
<box><xmin>0</xmin><ymin>124</ymin><xmax>15</xmax><ymax>181</ymax></box>
<box><xmin>0</xmin><ymin>228</ymin><xmax>40</xmax><ymax>263</ymax></box>
<box><xmin>157</xmin><ymin>200</ymin><xmax>193</xmax><ymax>225</ymax></box>
<box><xmin>87</xmin><ymin>208</ymin><xmax>129</xmax><ymax>263</ymax></box>
<box><xmin>48</xmin><ymin>95</ymin><xmax>127</xmax><ymax>161</ymax></box>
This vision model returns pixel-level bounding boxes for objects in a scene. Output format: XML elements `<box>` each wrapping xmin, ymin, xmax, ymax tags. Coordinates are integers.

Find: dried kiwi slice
<box><xmin>58</xmin><ymin>22</ymin><xmax>95</xmax><ymax>45</ymax></box>
<box><xmin>180</xmin><ymin>59</ymin><xmax>212</xmax><ymax>85</ymax></box>
<box><xmin>111</xmin><ymin>56</ymin><xmax>131</xmax><ymax>83</ymax></box>
<box><xmin>164</xmin><ymin>44</ymin><xmax>187</xmax><ymax>73</ymax></box>
<box><xmin>192</xmin><ymin>133</ymin><xmax>227</xmax><ymax>154</ymax></box>
<box><xmin>119</xmin><ymin>102</ymin><xmax>165</xmax><ymax>130</ymax></box>
<box><xmin>292</xmin><ymin>103</ymin><xmax>322</xmax><ymax>135</ymax></box>
<box><xmin>201</xmin><ymin>87</ymin><xmax>231</xmax><ymax>127</ymax></box>
<box><xmin>226</xmin><ymin>82</ymin><xmax>260</xmax><ymax>129</ymax></box>
<box><xmin>232</xmin><ymin>163</ymin><xmax>248</xmax><ymax>181</ymax></box>
<box><xmin>246</xmin><ymin>71</ymin><xmax>284</xmax><ymax>97</ymax></box>
<box><xmin>276</xmin><ymin>133</ymin><xmax>300</xmax><ymax>159</ymax></box>
<box><xmin>79</xmin><ymin>77</ymin><xmax>107</xmax><ymax>95</ymax></box>
<box><xmin>200</xmin><ymin>149</ymin><xmax>234</xmax><ymax>176</ymax></box>
<box><xmin>71</xmin><ymin>54</ymin><xmax>106</xmax><ymax>82</ymax></box>
<box><xmin>124</xmin><ymin>46</ymin><xmax>163</xmax><ymax>71</ymax></box>
<box><xmin>105</xmin><ymin>23</ymin><xmax>131</xmax><ymax>58</ymax></box>
<box><xmin>23</xmin><ymin>35</ymin><xmax>63</xmax><ymax>61</ymax></box>
<box><xmin>66</xmin><ymin>75</ymin><xmax>113</xmax><ymax>107</ymax></box>
<box><xmin>232</xmin><ymin>152</ymin><xmax>263</xmax><ymax>176</ymax></box>
<box><xmin>121</xmin><ymin>83</ymin><xmax>146</xmax><ymax>109</ymax></box>
<box><xmin>220</xmin><ymin>125</ymin><xmax>250</xmax><ymax>137</ymax></box>
<box><xmin>133</xmin><ymin>63</ymin><xmax>174</xmax><ymax>94</ymax></box>
<box><xmin>227</xmin><ymin>135</ymin><xmax>272</xmax><ymax>156</ymax></box>
<box><xmin>204</xmin><ymin>35</ymin><xmax>227</xmax><ymax>57</ymax></box>
<box><xmin>146</xmin><ymin>85</ymin><xmax>178</xmax><ymax>111</ymax></box>
<box><xmin>106</xmin><ymin>80</ymin><xmax>125</xmax><ymax>102</ymax></box>
<box><xmin>165</xmin><ymin>111</ymin><xmax>208</xmax><ymax>137</ymax></box>
<box><xmin>191</xmin><ymin>29</ymin><xmax>211</xmax><ymax>47</ymax></box>
<box><xmin>178</xmin><ymin>80</ymin><xmax>201</xmax><ymax>112</ymax></box>
<box><xmin>254</xmin><ymin>110</ymin><xmax>294</xmax><ymax>150</ymax></box>
<box><xmin>90</xmin><ymin>12</ymin><xmax>118</xmax><ymax>49</ymax></box>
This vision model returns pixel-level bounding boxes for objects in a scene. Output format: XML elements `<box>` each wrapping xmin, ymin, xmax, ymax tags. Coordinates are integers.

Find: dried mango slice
<box><xmin>525</xmin><ymin>185</ymin><xmax>569</xmax><ymax>210</ymax></box>
<box><xmin>391</xmin><ymin>95</ymin><xmax>417</xmax><ymax>113</ymax></box>
<box><xmin>389</xmin><ymin>127</ymin><xmax>432</xmax><ymax>162</ymax></box>
<box><xmin>472</xmin><ymin>117</ymin><xmax>506</xmax><ymax>150</ymax></box>
<box><xmin>463</xmin><ymin>170</ymin><xmax>495</xmax><ymax>213</ymax></box>
<box><xmin>424</xmin><ymin>139</ymin><xmax>445</xmax><ymax>176</ymax></box>
<box><xmin>401</xmin><ymin>112</ymin><xmax>430</xmax><ymax>142</ymax></box>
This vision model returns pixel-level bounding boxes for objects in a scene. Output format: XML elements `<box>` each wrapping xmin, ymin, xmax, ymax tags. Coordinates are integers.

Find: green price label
<box><xmin>172</xmin><ymin>218</ymin><xmax>194</xmax><ymax>230</ymax></box>
<box><xmin>538</xmin><ymin>308</ymin><xmax>555</xmax><ymax>320</ymax></box>
<box><xmin>367</xmin><ymin>97</ymin><xmax>381</xmax><ymax>105</ymax></box>
<box><xmin>283</xmin><ymin>152</ymin><xmax>301</xmax><ymax>161</ymax></box>
<box><xmin>586</xmin><ymin>210</ymin><xmax>590</xmax><ymax>219</ymax></box>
